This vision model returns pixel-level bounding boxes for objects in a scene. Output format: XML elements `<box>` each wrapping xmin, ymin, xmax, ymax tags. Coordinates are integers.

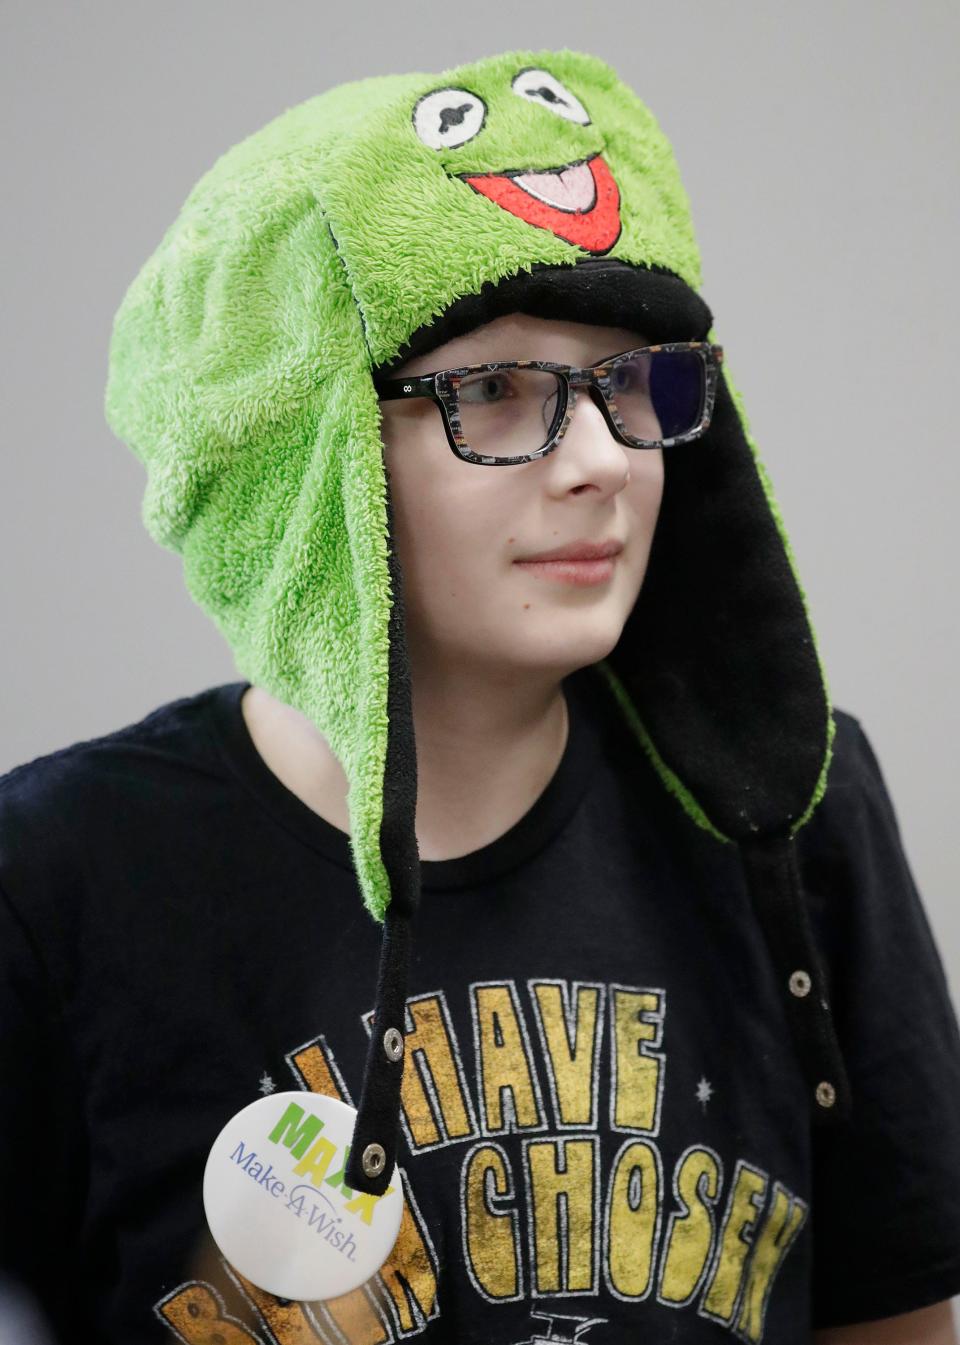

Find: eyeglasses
<box><xmin>373</xmin><ymin>341</ymin><xmax>724</xmax><ymax>465</ymax></box>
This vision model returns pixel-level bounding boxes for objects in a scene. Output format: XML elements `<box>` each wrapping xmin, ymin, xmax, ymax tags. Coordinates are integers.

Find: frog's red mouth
<box><xmin>459</xmin><ymin>154</ymin><xmax>621</xmax><ymax>255</ymax></box>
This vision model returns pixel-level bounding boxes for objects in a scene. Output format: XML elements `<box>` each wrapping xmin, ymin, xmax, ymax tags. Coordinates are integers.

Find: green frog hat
<box><xmin>104</xmin><ymin>47</ymin><xmax>850</xmax><ymax>1196</ymax></box>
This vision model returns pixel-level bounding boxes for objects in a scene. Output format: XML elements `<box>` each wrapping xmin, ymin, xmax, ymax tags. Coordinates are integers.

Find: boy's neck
<box><xmin>239</xmin><ymin>680</ymin><xmax>569</xmax><ymax>862</ymax></box>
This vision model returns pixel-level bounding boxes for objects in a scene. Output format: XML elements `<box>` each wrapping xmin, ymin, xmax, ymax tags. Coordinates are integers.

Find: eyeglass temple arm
<box><xmin>372</xmin><ymin>373</ymin><xmax>438</xmax><ymax>401</ymax></box>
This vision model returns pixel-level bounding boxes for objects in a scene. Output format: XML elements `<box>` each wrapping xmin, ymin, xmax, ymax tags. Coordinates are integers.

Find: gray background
<box><xmin>1</xmin><ymin>4</ymin><xmax>958</xmax><ymax>1313</ymax></box>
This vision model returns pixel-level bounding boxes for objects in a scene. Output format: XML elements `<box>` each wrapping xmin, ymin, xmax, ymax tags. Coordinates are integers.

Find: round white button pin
<box><xmin>203</xmin><ymin>1091</ymin><xmax>403</xmax><ymax>1302</ymax></box>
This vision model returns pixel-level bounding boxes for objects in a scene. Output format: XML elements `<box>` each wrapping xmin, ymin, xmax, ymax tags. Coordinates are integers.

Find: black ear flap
<box><xmin>345</xmin><ymin>476</ymin><xmax>421</xmax><ymax>1197</ymax></box>
<box><xmin>609</xmin><ymin>365</ymin><xmax>832</xmax><ymax>840</ymax></box>
<box><xmin>599</xmin><ymin>347</ymin><xmax>848</xmax><ymax>1123</ymax></box>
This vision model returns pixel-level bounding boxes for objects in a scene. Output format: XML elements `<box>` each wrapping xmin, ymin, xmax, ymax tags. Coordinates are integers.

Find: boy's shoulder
<box><xmin>0</xmin><ymin>684</ymin><xmax>256</xmax><ymax>976</ymax></box>
<box><xmin>0</xmin><ymin>683</ymin><xmax>240</xmax><ymax>867</ymax></box>
<box><xmin>823</xmin><ymin>704</ymin><xmax>870</xmax><ymax>792</ymax></box>
<box><xmin>796</xmin><ymin>702</ymin><xmax>909</xmax><ymax>890</ymax></box>
<box><xmin>818</xmin><ymin>703</ymin><xmax>896</xmax><ymax>819</ymax></box>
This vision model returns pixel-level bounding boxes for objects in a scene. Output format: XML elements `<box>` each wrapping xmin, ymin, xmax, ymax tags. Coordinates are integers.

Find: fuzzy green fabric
<box><xmin>104</xmin><ymin>47</ymin><xmax>833</xmax><ymax>923</ymax></box>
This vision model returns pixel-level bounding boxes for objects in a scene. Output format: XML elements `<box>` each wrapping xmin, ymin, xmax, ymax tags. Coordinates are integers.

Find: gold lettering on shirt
<box><xmin>735</xmin><ymin>1183</ymin><xmax>808</xmax><ymax>1343</ymax></box>
<box><xmin>610</xmin><ymin>986</ymin><xmax>665</xmax><ymax>1133</ymax></box>
<box><xmin>377</xmin><ymin>1195</ymin><xmax>442</xmax><ymax>1332</ymax></box>
<box><xmin>530</xmin><ymin>980</ymin><xmax>603</xmax><ymax>1128</ymax></box>
<box><xmin>702</xmin><ymin>1160</ymin><xmax>768</xmax><ymax>1323</ymax></box>
<box><xmin>525</xmin><ymin>1137</ymin><xmax>598</xmax><ymax>1294</ymax></box>
<box><xmin>323</xmin><ymin>1285</ymin><xmax>391</xmax><ymax>1344</ymax></box>
<box><xmin>461</xmin><ymin>1142</ymin><xmax>522</xmax><ymax>1300</ymax></box>
<box><xmin>155</xmin><ymin>1281</ymin><xmax>262</xmax><ymax>1344</ymax></box>
<box><xmin>472</xmin><ymin>981</ymin><xmax>544</xmax><ymax>1132</ymax></box>
<box><xmin>658</xmin><ymin>1146</ymin><xmax>722</xmax><ymax>1304</ymax></box>
<box><xmin>227</xmin><ymin>1268</ymin><xmax>328</xmax><ymax>1344</ymax></box>
<box><xmin>396</xmin><ymin>994</ymin><xmax>477</xmax><ymax>1148</ymax></box>
<box><xmin>605</xmin><ymin>1139</ymin><xmax>660</xmax><ymax>1297</ymax></box>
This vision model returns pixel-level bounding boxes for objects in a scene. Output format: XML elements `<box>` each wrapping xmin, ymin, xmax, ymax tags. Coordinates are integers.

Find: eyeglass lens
<box><xmin>455</xmin><ymin>349</ymin><xmax>706</xmax><ymax>459</ymax></box>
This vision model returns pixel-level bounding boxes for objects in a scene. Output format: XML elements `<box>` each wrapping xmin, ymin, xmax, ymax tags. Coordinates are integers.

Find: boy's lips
<box><xmin>516</xmin><ymin>539</ymin><xmax>624</xmax><ymax>563</ymax></box>
<box><xmin>459</xmin><ymin>154</ymin><xmax>622</xmax><ymax>254</ymax></box>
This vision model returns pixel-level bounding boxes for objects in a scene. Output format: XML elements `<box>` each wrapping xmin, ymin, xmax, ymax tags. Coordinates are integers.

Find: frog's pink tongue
<box><xmin>511</xmin><ymin>161</ymin><xmax>597</xmax><ymax>212</ymax></box>
<box><xmin>460</xmin><ymin>155</ymin><xmax>622</xmax><ymax>255</ymax></box>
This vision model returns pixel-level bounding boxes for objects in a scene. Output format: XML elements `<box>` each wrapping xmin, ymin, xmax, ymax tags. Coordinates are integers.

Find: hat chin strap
<box><xmin>739</xmin><ymin>831</ymin><xmax>852</xmax><ymax>1123</ymax></box>
<box><xmin>345</xmin><ymin>480</ymin><xmax>421</xmax><ymax>1198</ymax></box>
<box><xmin>345</xmin><ymin>904</ymin><xmax>414</xmax><ymax>1196</ymax></box>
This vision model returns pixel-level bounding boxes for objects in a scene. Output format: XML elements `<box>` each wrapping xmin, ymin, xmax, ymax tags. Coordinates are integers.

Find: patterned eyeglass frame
<box><xmin>373</xmin><ymin>341</ymin><xmax>725</xmax><ymax>466</ymax></box>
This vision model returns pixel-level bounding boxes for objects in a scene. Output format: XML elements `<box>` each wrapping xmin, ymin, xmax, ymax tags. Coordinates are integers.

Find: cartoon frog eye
<box><xmin>511</xmin><ymin>68</ymin><xmax>591</xmax><ymax>125</ymax></box>
<box><xmin>413</xmin><ymin>87</ymin><xmax>487</xmax><ymax>150</ymax></box>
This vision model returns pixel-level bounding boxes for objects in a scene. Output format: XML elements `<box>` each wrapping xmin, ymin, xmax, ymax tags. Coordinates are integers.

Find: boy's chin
<box><xmin>506</xmin><ymin>614</ymin><xmax>629</xmax><ymax>673</ymax></box>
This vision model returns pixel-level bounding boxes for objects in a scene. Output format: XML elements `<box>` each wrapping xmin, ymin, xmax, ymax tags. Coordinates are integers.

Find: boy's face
<box><xmin>378</xmin><ymin>312</ymin><xmax>664</xmax><ymax>686</ymax></box>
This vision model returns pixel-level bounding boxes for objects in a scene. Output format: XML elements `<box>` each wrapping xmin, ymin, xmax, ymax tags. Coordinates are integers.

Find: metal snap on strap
<box><xmin>382</xmin><ymin>1027</ymin><xmax>404</xmax><ymax>1062</ymax></box>
<box><xmin>815</xmin><ymin>1080</ymin><xmax>836</xmax><ymax>1108</ymax></box>
<box><xmin>789</xmin><ymin>969</ymin><xmax>812</xmax><ymax>998</ymax></box>
<box><xmin>362</xmin><ymin>1142</ymin><xmax>387</xmax><ymax>1178</ymax></box>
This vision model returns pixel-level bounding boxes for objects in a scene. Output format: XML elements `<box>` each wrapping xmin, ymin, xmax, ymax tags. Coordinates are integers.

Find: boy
<box><xmin>3</xmin><ymin>47</ymin><xmax>960</xmax><ymax>1345</ymax></box>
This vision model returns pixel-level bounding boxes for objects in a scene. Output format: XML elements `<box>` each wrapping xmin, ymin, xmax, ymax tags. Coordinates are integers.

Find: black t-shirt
<box><xmin>2</xmin><ymin>668</ymin><xmax>960</xmax><ymax>1344</ymax></box>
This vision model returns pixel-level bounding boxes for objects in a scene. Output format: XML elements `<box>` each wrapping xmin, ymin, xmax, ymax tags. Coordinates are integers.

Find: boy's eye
<box><xmin>459</xmin><ymin>371</ymin><xmax>515</xmax><ymax>403</ymax></box>
<box><xmin>610</xmin><ymin>360</ymin><xmax>650</xmax><ymax>396</ymax></box>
